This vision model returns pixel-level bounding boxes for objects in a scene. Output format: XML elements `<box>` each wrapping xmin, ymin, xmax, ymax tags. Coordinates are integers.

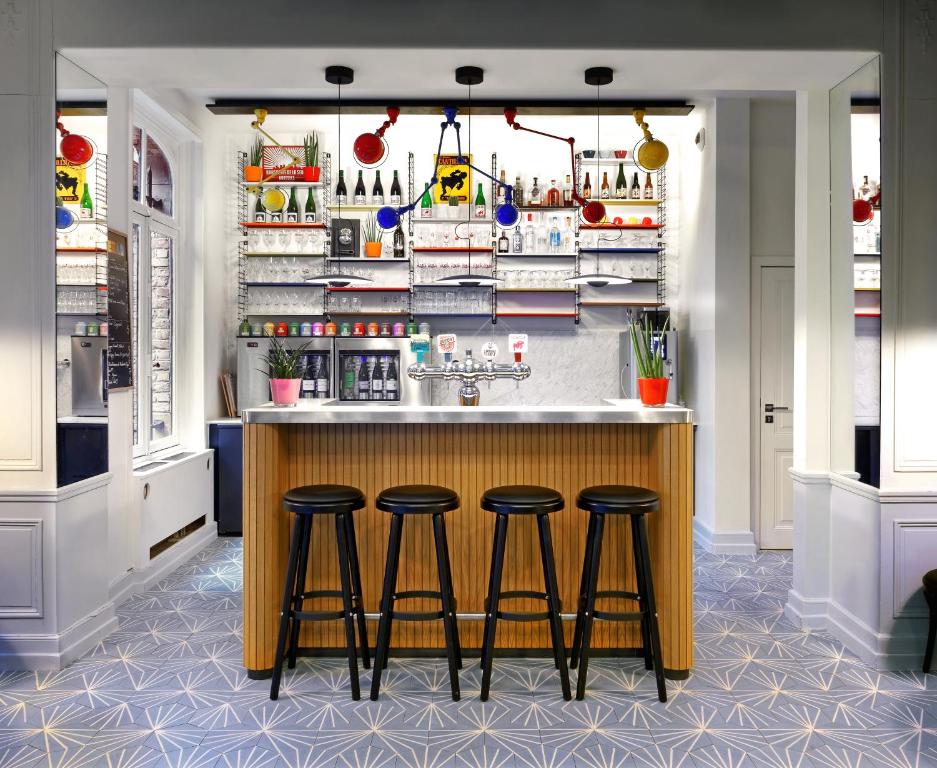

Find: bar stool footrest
<box><xmin>485</xmin><ymin>590</ymin><xmax>562</xmax><ymax>622</ymax></box>
<box><xmin>294</xmin><ymin>609</ymin><xmax>346</xmax><ymax>621</ymax></box>
<box><xmin>586</xmin><ymin>590</ymin><xmax>644</xmax><ymax>623</ymax></box>
<box><xmin>390</xmin><ymin>589</ymin><xmax>453</xmax><ymax>622</ymax></box>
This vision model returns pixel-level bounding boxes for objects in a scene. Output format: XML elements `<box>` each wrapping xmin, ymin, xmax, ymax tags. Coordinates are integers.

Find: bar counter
<box><xmin>242</xmin><ymin>399</ymin><xmax>694</xmax><ymax>678</ymax></box>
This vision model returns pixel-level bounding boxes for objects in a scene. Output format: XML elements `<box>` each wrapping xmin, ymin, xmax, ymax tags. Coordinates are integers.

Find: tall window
<box><xmin>131</xmin><ymin>126</ymin><xmax>178</xmax><ymax>456</ymax></box>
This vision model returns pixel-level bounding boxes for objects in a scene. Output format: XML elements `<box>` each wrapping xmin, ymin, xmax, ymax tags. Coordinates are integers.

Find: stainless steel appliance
<box><xmin>333</xmin><ymin>337</ymin><xmax>429</xmax><ymax>405</ymax></box>
<box><xmin>71</xmin><ymin>335</ymin><xmax>108</xmax><ymax>416</ymax></box>
<box><xmin>619</xmin><ymin>329</ymin><xmax>679</xmax><ymax>403</ymax></box>
<box><xmin>236</xmin><ymin>336</ymin><xmax>334</xmax><ymax>411</ymax></box>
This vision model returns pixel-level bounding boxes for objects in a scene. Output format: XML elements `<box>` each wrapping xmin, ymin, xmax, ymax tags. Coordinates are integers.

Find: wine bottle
<box><xmin>357</xmin><ymin>357</ymin><xmax>370</xmax><ymax>400</ymax></box>
<box><xmin>371</xmin><ymin>170</ymin><xmax>384</xmax><ymax>205</ymax></box>
<box><xmin>304</xmin><ymin>187</ymin><xmax>317</xmax><ymax>223</ymax></box>
<box><xmin>474</xmin><ymin>182</ymin><xmax>486</xmax><ymax>218</ymax></box>
<box><xmin>630</xmin><ymin>172</ymin><xmax>641</xmax><ymax>200</ymax></box>
<box><xmin>285</xmin><ymin>186</ymin><xmax>299</xmax><ymax>223</ymax></box>
<box><xmin>335</xmin><ymin>171</ymin><xmax>347</xmax><ymax>205</ymax></box>
<box><xmin>389</xmin><ymin>171</ymin><xmax>402</xmax><ymax>205</ymax></box>
<box><xmin>254</xmin><ymin>194</ymin><xmax>267</xmax><ymax>222</ymax></box>
<box><xmin>370</xmin><ymin>357</ymin><xmax>384</xmax><ymax>401</ymax></box>
<box><xmin>600</xmin><ymin>172</ymin><xmax>610</xmax><ymax>200</ymax></box>
<box><xmin>385</xmin><ymin>358</ymin><xmax>399</xmax><ymax>401</ymax></box>
<box><xmin>79</xmin><ymin>183</ymin><xmax>93</xmax><ymax>220</ymax></box>
<box><xmin>393</xmin><ymin>225</ymin><xmax>405</xmax><ymax>258</ymax></box>
<box><xmin>316</xmin><ymin>356</ymin><xmax>329</xmax><ymax>398</ymax></box>
<box><xmin>354</xmin><ymin>171</ymin><xmax>366</xmax><ymax>205</ymax></box>
<box><xmin>582</xmin><ymin>172</ymin><xmax>592</xmax><ymax>200</ymax></box>
<box><xmin>615</xmin><ymin>163</ymin><xmax>627</xmax><ymax>199</ymax></box>
<box><xmin>643</xmin><ymin>172</ymin><xmax>654</xmax><ymax>200</ymax></box>
<box><xmin>420</xmin><ymin>186</ymin><xmax>433</xmax><ymax>218</ymax></box>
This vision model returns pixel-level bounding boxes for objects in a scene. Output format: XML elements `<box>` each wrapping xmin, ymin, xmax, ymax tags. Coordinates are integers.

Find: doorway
<box><xmin>753</xmin><ymin>262</ymin><xmax>794</xmax><ymax>549</ymax></box>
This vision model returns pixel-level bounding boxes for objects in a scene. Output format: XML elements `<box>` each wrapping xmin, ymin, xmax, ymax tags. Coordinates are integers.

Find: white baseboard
<box><xmin>785</xmin><ymin>589</ymin><xmax>829</xmax><ymax>630</ymax></box>
<box><xmin>693</xmin><ymin>517</ymin><xmax>757</xmax><ymax>555</ymax></box>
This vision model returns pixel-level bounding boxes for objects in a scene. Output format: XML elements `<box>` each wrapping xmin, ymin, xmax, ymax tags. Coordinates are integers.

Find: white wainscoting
<box><xmin>0</xmin><ymin>520</ymin><xmax>42</xmax><ymax>617</ymax></box>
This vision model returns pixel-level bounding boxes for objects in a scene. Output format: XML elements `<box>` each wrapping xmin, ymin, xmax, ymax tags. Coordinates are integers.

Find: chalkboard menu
<box><xmin>106</xmin><ymin>228</ymin><xmax>133</xmax><ymax>391</ymax></box>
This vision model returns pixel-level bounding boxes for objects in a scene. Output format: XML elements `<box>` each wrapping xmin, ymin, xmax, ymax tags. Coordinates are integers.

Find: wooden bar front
<box><xmin>243</xmin><ymin>422</ymin><xmax>693</xmax><ymax>677</ymax></box>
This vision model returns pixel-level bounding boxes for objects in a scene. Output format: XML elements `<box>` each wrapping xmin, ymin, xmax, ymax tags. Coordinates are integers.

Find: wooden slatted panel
<box><xmin>243</xmin><ymin>422</ymin><xmax>693</xmax><ymax>674</ymax></box>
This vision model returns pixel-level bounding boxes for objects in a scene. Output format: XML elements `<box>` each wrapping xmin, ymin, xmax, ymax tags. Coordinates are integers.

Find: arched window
<box><xmin>132</xmin><ymin>127</ymin><xmax>174</xmax><ymax>216</ymax></box>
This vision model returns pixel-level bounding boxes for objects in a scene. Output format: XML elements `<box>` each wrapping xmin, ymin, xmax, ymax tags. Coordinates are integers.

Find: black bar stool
<box><xmin>570</xmin><ymin>485</ymin><xmax>666</xmax><ymax>702</ymax></box>
<box><xmin>479</xmin><ymin>485</ymin><xmax>571</xmax><ymax>701</ymax></box>
<box><xmin>270</xmin><ymin>484</ymin><xmax>370</xmax><ymax>701</ymax></box>
<box><xmin>370</xmin><ymin>484</ymin><xmax>462</xmax><ymax>701</ymax></box>
<box><xmin>923</xmin><ymin>569</ymin><xmax>936</xmax><ymax>673</ymax></box>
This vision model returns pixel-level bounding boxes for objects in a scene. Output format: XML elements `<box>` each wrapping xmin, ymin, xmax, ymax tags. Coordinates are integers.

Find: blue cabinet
<box><xmin>209</xmin><ymin>421</ymin><xmax>243</xmax><ymax>535</ymax></box>
<box><xmin>57</xmin><ymin>422</ymin><xmax>108</xmax><ymax>487</ymax></box>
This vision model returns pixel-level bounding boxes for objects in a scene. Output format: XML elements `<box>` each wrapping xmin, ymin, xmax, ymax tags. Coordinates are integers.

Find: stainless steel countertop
<box><xmin>241</xmin><ymin>399</ymin><xmax>693</xmax><ymax>424</ymax></box>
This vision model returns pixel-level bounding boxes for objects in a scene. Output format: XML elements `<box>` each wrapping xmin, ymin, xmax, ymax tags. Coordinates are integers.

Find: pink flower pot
<box><xmin>270</xmin><ymin>378</ymin><xmax>301</xmax><ymax>407</ymax></box>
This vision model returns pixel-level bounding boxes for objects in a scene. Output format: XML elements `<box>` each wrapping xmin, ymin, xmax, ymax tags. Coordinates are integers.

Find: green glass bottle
<box><xmin>254</xmin><ymin>193</ymin><xmax>266</xmax><ymax>222</ymax></box>
<box><xmin>303</xmin><ymin>187</ymin><xmax>317</xmax><ymax>223</ymax></box>
<box><xmin>79</xmin><ymin>183</ymin><xmax>93</xmax><ymax>220</ymax></box>
<box><xmin>474</xmin><ymin>182</ymin><xmax>486</xmax><ymax>218</ymax></box>
<box><xmin>615</xmin><ymin>163</ymin><xmax>627</xmax><ymax>199</ymax></box>
<box><xmin>420</xmin><ymin>186</ymin><xmax>433</xmax><ymax>218</ymax></box>
<box><xmin>286</xmin><ymin>186</ymin><xmax>299</xmax><ymax>222</ymax></box>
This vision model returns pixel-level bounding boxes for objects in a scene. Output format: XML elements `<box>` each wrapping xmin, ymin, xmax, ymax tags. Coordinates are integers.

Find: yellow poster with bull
<box><xmin>55</xmin><ymin>158</ymin><xmax>86</xmax><ymax>204</ymax></box>
<box><xmin>433</xmin><ymin>154</ymin><xmax>472</xmax><ymax>204</ymax></box>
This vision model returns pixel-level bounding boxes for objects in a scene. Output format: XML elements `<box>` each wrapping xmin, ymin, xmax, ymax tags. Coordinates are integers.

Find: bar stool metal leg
<box><xmin>432</xmin><ymin>513</ymin><xmax>461</xmax><ymax>701</ymax></box>
<box><xmin>924</xmin><ymin>598</ymin><xmax>936</xmax><ymax>673</ymax></box>
<box><xmin>436</xmin><ymin>514</ymin><xmax>463</xmax><ymax>669</ymax></box>
<box><xmin>370</xmin><ymin>514</ymin><xmax>404</xmax><ymax>700</ymax></box>
<box><xmin>480</xmin><ymin>513</ymin><xmax>509</xmax><ymax>701</ymax></box>
<box><xmin>343</xmin><ymin>511</ymin><xmax>371</xmax><ymax>670</ymax></box>
<box><xmin>575</xmin><ymin>512</ymin><xmax>605</xmax><ymax>700</ymax></box>
<box><xmin>271</xmin><ymin>514</ymin><xmax>304</xmax><ymax>700</ymax></box>
<box><xmin>287</xmin><ymin>515</ymin><xmax>313</xmax><ymax>669</ymax></box>
<box><xmin>334</xmin><ymin>513</ymin><xmax>361</xmax><ymax>700</ymax></box>
<box><xmin>570</xmin><ymin>510</ymin><xmax>597</xmax><ymax>670</ymax></box>
<box><xmin>629</xmin><ymin>516</ymin><xmax>653</xmax><ymax>671</ymax></box>
<box><xmin>537</xmin><ymin>513</ymin><xmax>572</xmax><ymax>700</ymax></box>
<box><xmin>634</xmin><ymin>514</ymin><xmax>667</xmax><ymax>702</ymax></box>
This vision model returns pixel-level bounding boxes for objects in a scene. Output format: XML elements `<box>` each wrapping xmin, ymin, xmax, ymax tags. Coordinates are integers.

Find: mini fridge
<box><xmin>71</xmin><ymin>335</ymin><xmax>108</xmax><ymax>416</ymax></box>
<box><xmin>236</xmin><ymin>336</ymin><xmax>334</xmax><ymax>411</ymax></box>
<box><xmin>333</xmin><ymin>337</ymin><xmax>429</xmax><ymax>405</ymax></box>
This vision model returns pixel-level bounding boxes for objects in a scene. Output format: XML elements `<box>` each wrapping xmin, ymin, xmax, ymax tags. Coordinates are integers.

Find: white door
<box><xmin>758</xmin><ymin>266</ymin><xmax>795</xmax><ymax>549</ymax></box>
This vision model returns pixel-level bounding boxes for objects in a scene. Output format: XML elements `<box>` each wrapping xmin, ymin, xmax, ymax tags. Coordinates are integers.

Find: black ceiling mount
<box><xmin>584</xmin><ymin>67</ymin><xmax>614</xmax><ymax>87</ymax></box>
<box><xmin>455</xmin><ymin>66</ymin><xmax>484</xmax><ymax>86</ymax></box>
<box><xmin>324</xmin><ymin>65</ymin><xmax>354</xmax><ymax>86</ymax></box>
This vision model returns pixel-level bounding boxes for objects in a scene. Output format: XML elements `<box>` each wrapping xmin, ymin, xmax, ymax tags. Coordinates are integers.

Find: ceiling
<box><xmin>62</xmin><ymin>47</ymin><xmax>876</xmax><ymax>105</ymax></box>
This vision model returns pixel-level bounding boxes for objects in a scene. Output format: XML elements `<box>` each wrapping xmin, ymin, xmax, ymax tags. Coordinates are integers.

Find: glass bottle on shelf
<box><xmin>79</xmin><ymin>183</ymin><xmax>93</xmax><ymax>220</ymax></box>
<box><xmin>316</xmin><ymin>355</ymin><xmax>330</xmax><ymax>398</ymax></box>
<box><xmin>563</xmin><ymin>175</ymin><xmax>573</xmax><ymax>206</ymax></box>
<box><xmin>582</xmin><ymin>172</ymin><xmax>592</xmax><ymax>200</ymax></box>
<box><xmin>342</xmin><ymin>357</ymin><xmax>356</xmax><ymax>399</ymax></box>
<box><xmin>421</xmin><ymin>186</ymin><xmax>433</xmax><ymax>218</ymax></box>
<box><xmin>304</xmin><ymin>187</ymin><xmax>317</xmax><ymax>223</ymax></box>
<box><xmin>385</xmin><ymin>357</ymin><xmax>399</xmax><ymax>401</ymax></box>
<box><xmin>497</xmin><ymin>229</ymin><xmax>509</xmax><ymax>254</ymax></box>
<box><xmin>630</xmin><ymin>172</ymin><xmax>641</xmax><ymax>199</ymax></box>
<box><xmin>512</xmin><ymin>225</ymin><xmax>523</xmax><ymax>253</ymax></box>
<box><xmin>497</xmin><ymin>169</ymin><xmax>506</xmax><ymax>204</ymax></box>
<box><xmin>643</xmin><ymin>173</ymin><xmax>654</xmax><ymax>200</ymax></box>
<box><xmin>393</xmin><ymin>225</ymin><xmax>405</xmax><ymax>258</ymax></box>
<box><xmin>514</xmin><ymin>175</ymin><xmax>524</xmax><ymax>206</ymax></box>
<box><xmin>859</xmin><ymin>175</ymin><xmax>871</xmax><ymax>199</ymax></box>
<box><xmin>536</xmin><ymin>216</ymin><xmax>548</xmax><ymax>252</ymax></box>
<box><xmin>372</xmin><ymin>170</ymin><xmax>384</xmax><ymax>205</ymax></box>
<box><xmin>370</xmin><ymin>357</ymin><xmax>384</xmax><ymax>400</ymax></box>
<box><xmin>529</xmin><ymin>177</ymin><xmax>542</xmax><ymax>206</ymax></box>
<box><xmin>285</xmin><ymin>187</ymin><xmax>299</xmax><ymax>223</ymax></box>
<box><xmin>354</xmin><ymin>171</ymin><xmax>367</xmax><ymax>205</ymax></box>
<box><xmin>549</xmin><ymin>217</ymin><xmax>561</xmax><ymax>254</ymax></box>
<box><xmin>389</xmin><ymin>171</ymin><xmax>402</xmax><ymax>205</ymax></box>
<box><xmin>335</xmin><ymin>171</ymin><xmax>348</xmax><ymax>205</ymax></box>
<box><xmin>545</xmin><ymin>179</ymin><xmax>561</xmax><ymax>207</ymax></box>
<box><xmin>474</xmin><ymin>182</ymin><xmax>486</xmax><ymax>218</ymax></box>
<box><xmin>254</xmin><ymin>194</ymin><xmax>267</xmax><ymax>223</ymax></box>
<box><xmin>600</xmin><ymin>172</ymin><xmax>610</xmax><ymax>199</ymax></box>
<box><xmin>615</xmin><ymin>163</ymin><xmax>627</xmax><ymax>199</ymax></box>
<box><xmin>563</xmin><ymin>216</ymin><xmax>573</xmax><ymax>251</ymax></box>
<box><xmin>524</xmin><ymin>213</ymin><xmax>536</xmax><ymax>253</ymax></box>
<box><xmin>357</xmin><ymin>357</ymin><xmax>370</xmax><ymax>400</ymax></box>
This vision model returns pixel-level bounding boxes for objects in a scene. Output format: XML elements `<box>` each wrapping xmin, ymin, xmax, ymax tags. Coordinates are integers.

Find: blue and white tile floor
<box><xmin>1</xmin><ymin>540</ymin><xmax>935</xmax><ymax>767</ymax></box>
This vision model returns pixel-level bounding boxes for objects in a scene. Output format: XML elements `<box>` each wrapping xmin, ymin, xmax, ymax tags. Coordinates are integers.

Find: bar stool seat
<box><xmin>371</xmin><ymin>484</ymin><xmax>462</xmax><ymax>701</ymax></box>
<box><xmin>571</xmin><ymin>484</ymin><xmax>666</xmax><ymax>702</ymax></box>
<box><xmin>270</xmin><ymin>484</ymin><xmax>369</xmax><ymax>702</ymax></box>
<box><xmin>479</xmin><ymin>485</ymin><xmax>571</xmax><ymax>701</ymax></box>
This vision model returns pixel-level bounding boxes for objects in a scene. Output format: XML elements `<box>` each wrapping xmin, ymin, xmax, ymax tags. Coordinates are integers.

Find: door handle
<box><xmin>764</xmin><ymin>404</ymin><xmax>791</xmax><ymax>413</ymax></box>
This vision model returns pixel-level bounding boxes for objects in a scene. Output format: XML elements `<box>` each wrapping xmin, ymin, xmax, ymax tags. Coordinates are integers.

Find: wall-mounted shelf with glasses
<box><xmin>240</xmin><ymin>221</ymin><xmax>326</xmax><ymax>229</ymax></box>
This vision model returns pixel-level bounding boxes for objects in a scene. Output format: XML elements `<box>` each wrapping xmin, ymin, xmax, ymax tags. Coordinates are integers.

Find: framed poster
<box><xmin>55</xmin><ymin>158</ymin><xmax>85</xmax><ymax>204</ymax></box>
<box><xmin>433</xmin><ymin>154</ymin><xmax>472</xmax><ymax>204</ymax></box>
<box><xmin>105</xmin><ymin>228</ymin><xmax>133</xmax><ymax>391</ymax></box>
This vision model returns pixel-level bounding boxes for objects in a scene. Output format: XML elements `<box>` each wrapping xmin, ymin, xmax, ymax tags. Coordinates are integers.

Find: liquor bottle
<box><xmin>371</xmin><ymin>170</ymin><xmax>384</xmax><ymax>205</ymax></box>
<box><xmin>389</xmin><ymin>171</ymin><xmax>402</xmax><ymax>205</ymax></box>
<box><xmin>393</xmin><ymin>224</ymin><xmax>405</xmax><ymax>258</ymax></box>
<box><xmin>536</xmin><ymin>217</ymin><xmax>548</xmax><ymax>251</ymax></box>
<box><xmin>529</xmin><ymin>177</ymin><xmax>542</xmax><ymax>206</ymax></box>
<box><xmin>474</xmin><ymin>182</ymin><xmax>486</xmax><ymax>218</ymax></box>
<box><xmin>549</xmin><ymin>216</ymin><xmax>561</xmax><ymax>254</ymax></box>
<box><xmin>643</xmin><ymin>172</ymin><xmax>654</xmax><ymax>200</ymax></box>
<box><xmin>335</xmin><ymin>171</ymin><xmax>348</xmax><ymax>205</ymax></box>
<box><xmin>385</xmin><ymin>357</ymin><xmax>399</xmax><ymax>401</ymax></box>
<box><xmin>563</xmin><ymin>216</ymin><xmax>574</xmax><ymax>251</ymax></box>
<box><xmin>582</xmin><ymin>172</ymin><xmax>592</xmax><ymax>200</ymax></box>
<box><xmin>545</xmin><ymin>179</ymin><xmax>561</xmax><ymax>207</ymax></box>
<box><xmin>497</xmin><ymin>229</ymin><xmax>509</xmax><ymax>254</ymax></box>
<box><xmin>420</xmin><ymin>186</ymin><xmax>433</xmax><ymax>218</ymax></box>
<box><xmin>514</xmin><ymin>175</ymin><xmax>524</xmax><ymax>207</ymax></box>
<box><xmin>600</xmin><ymin>172</ymin><xmax>610</xmax><ymax>199</ymax></box>
<box><xmin>316</xmin><ymin>355</ymin><xmax>329</xmax><ymax>398</ymax></box>
<box><xmin>497</xmin><ymin>170</ymin><xmax>506</xmax><ymax>204</ymax></box>
<box><xmin>353</xmin><ymin>171</ymin><xmax>366</xmax><ymax>205</ymax></box>
<box><xmin>269</xmin><ymin>187</ymin><xmax>284</xmax><ymax>222</ymax></box>
<box><xmin>356</xmin><ymin>357</ymin><xmax>370</xmax><ymax>400</ymax></box>
<box><xmin>524</xmin><ymin>213</ymin><xmax>536</xmax><ymax>253</ymax></box>
<box><xmin>512</xmin><ymin>225</ymin><xmax>523</xmax><ymax>253</ymax></box>
<box><xmin>254</xmin><ymin>194</ymin><xmax>267</xmax><ymax>223</ymax></box>
<box><xmin>342</xmin><ymin>357</ymin><xmax>356</xmax><ymax>399</ymax></box>
<box><xmin>370</xmin><ymin>356</ymin><xmax>384</xmax><ymax>401</ymax></box>
<box><xmin>285</xmin><ymin>186</ymin><xmax>299</xmax><ymax>223</ymax></box>
<box><xmin>615</xmin><ymin>163</ymin><xmax>627</xmax><ymax>199</ymax></box>
<box><xmin>859</xmin><ymin>175</ymin><xmax>871</xmax><ymax>199</ymax></box>
<box><xmin>79</xmin><ymin>183</ymin><xmax>93</xmax><ymax>219</ymax></box>
<box><xmin>563</xmin><ymin>175</ymin><xmax>573</xmax><ymax>206</ymax></box>
<box><xmin>301</xmin><ymin>357</ymin><xmax>318</xmax><ymax>398</ymax></box>
<box><xmin>304</xmin><ymin>187</ymin><xmax>317</xmax><ymax>223</ymax></box>
<box><xmin>630</xmin><ymin>172</ymin><xmax>641</xmax><ymax>200</ymax></box>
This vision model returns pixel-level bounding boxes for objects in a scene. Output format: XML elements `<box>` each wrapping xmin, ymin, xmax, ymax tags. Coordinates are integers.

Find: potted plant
<box><xmin>302</xmin><ymin>132</ymin><xmax>320</xmax><ymax>182</ymax></box>
<box><xmin>362</xmin><ymin>213</ymin><xmax>382</xmax><ymax>258</ymax></box>
<box><xmin>260</xmin><ymin>334</ymin><xmax>310</xmax><ymax>407</ymax></box>
<box><xmin>245</xmin><ymin>136</ymin><xmax>263</xmax><ymax>182</ymax></box>
<box><xmin>629</xmin><ymin>316</ymin><xmax>670</xmax><ymax>407</ymax></box>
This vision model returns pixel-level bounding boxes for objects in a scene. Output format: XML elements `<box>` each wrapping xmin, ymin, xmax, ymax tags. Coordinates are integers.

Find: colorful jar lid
<box><xmin>312</xmin><ymin>322</ymin><xmax>325</xmax><ymax>336</ymax></box>
<box><xmin>367</xmin><ymin>322</ymin><xmax>380</xmax><ymax>337</ymax></box>
<box><xmin>339</xmin><ymin>322</ymin><xmax>352</xmax><ymax>336</ymax></box>
<box><xmin>392</xmin><ymin>322</ymin><xmax>406</xmax><ymax>337</ymax></box>
<box><xmin>288</xmin><ymin>322</ymin><xmax>300</xmax><ymax>336</ymax></box>
<box><xmin>352</xmin><ymin>322</ymin><xmax>365</xmax><ymax>337</ymax></box>
<box><xmin>275</xmin><ymin>322</ymin><xmax>289</xmax><ymax>337</ymax></box>
<box><xmin>263</xmin><ymin>322</ymin><xmax>276</xmax><ymax>336</ymax></box>
<box><xmin>324</xmin><ymin>322</ymin><xmax>338</xmax><ymax>336</ymax></box>
<box><xmin>299</xmin><ymin>322</ymin><xmax>313</xmax><ymax>337</ymax></box>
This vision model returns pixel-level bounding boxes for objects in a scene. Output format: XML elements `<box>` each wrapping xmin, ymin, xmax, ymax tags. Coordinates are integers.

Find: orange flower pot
<box><xmin>244</xmin><ymin>165</ymin><xmax>263</xmax><ymax>182</ymax></box>
<box><xmin>364</xmin><ymin>241</ymin><xmax>383</xmax><ymax>258</ymax></box>
<box><xmin>302</xmin><ymin>166</ymin><xmax>321</xmax><ymax>182</ymax></box>
<box><xmin>637</xmin><ymin>377</ymin><xmax>669</xmax><ymax>407</ymax></box>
